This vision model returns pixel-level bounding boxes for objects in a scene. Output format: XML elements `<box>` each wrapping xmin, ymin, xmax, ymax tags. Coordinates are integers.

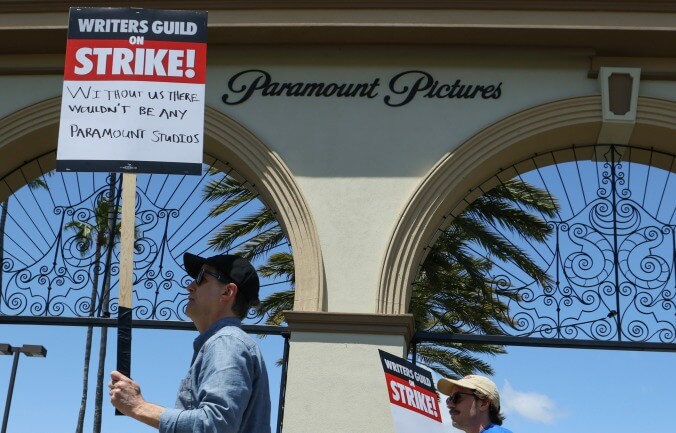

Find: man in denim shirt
<box><xmin>109</xmin><ymin>253</ymin><xmax>271</xmax><ymax>433</ymax></box>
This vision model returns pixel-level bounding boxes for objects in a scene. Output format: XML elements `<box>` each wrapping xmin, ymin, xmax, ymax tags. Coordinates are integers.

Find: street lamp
<box><xmin>0</xmin><ymin>343</ymin><xmax>47</xmax><ymax>433</ymax></box>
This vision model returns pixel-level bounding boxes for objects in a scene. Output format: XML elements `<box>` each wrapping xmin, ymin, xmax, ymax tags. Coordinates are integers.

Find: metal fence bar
<box><xmin>276</xmin><ymin>334</ymin><xmax>290</xmax><ymax>433</ymax></box>
<box><xmin>413</xmin><ymin>331</ymin><xmax>676</xmax><ymax>352</ymax></box>
<box><xmin>0</xmin><ymin>315</ymin><xmax>288</xmax><ymax>335</ymax></box>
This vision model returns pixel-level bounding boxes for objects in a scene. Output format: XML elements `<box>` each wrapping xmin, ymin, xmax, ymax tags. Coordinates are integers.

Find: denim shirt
<box><xmin>159</xmin><ymin>317</ymin><xmax>271</xmax><ymax>433</ymax></box>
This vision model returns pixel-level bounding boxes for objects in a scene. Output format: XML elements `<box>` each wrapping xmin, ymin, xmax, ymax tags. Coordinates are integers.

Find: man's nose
<box><xmin>186</xmin><ymin>280</ymin><xmax>196</xmax><ymax>291</ymax></box>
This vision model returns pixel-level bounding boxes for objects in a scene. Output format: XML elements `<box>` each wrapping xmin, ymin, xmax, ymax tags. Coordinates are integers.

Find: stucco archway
<box><xmin>0</xmin><ymin>97</ymin><xmax>325</xmax><ymax>312</ymax></box>
<box><xmin>377</xmin><ymin>95</ymin><xmax>676</xmax><ymax>315</ymax></box>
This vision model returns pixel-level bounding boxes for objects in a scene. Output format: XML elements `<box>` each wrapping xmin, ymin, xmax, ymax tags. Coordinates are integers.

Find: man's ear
<box><xmin>478</xmin><ymin>398</ymin><xmax>490</xmax><ymax>413</ymax></box>
<box><xmin>222</xmin><ymin>283</ymin><xmax>238</xmax><ymax>300</ymax></box>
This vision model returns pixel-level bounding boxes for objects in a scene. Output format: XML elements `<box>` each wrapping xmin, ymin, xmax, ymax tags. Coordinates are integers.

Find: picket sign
<box><xmin>57</xmin><ymin>7</ymin><xmax>208</xmax><ymax>415</ymax></box>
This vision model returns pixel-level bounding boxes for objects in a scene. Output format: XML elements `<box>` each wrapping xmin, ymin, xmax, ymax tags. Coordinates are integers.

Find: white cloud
<box><xmin>500</xmin><ymin>380</ymin><xmax>566</xmax><ymax>423</ymax></box>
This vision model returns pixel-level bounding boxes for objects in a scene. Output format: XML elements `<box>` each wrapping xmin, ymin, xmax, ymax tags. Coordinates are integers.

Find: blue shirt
<box><xmin>159</xmin><ymin>317</ymin><xmax>271</xmax><ymax>433</ymax></box>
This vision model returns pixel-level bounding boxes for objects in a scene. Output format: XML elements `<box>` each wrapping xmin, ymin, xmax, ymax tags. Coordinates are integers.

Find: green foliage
<box><xmin>65</xmin><ymin>198</ymin><xmax>122</xmax><ymax>255</ymax></box>
<box><xmin>412</xmin><ymin>179</ymin><xmax>557</xmax><ymax>378</ymax></box>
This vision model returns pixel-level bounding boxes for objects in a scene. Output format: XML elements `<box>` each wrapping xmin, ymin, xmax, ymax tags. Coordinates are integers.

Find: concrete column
<box><xmin>282</xmin><ymin>312</ymin><xmax>415</xmax><ymax>433</ymax></box>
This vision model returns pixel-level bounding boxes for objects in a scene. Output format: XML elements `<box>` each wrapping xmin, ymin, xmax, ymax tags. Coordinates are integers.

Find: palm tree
<box><xmin>0</xmin><ymin>177</ymin><xmax>49</xmax><ymax>313</ymax></box>
<box><xmin>203</xmin><ymin>173</ymin><xmax>557</xmax><ymax>377</ymax></box>
<box><xmin>411</xmin><ymin>179</ymin><xmax>557</xmax><ymax>378</ymax></box>
<box><xmin>68</xmin><ymin>176</ymin><xmax>121</xmax><ymax>433</ymax></box>
<box><xmin>202</xmin><ymin>174</ymin><xmax>292</xmax><ymax>325</ymax></box>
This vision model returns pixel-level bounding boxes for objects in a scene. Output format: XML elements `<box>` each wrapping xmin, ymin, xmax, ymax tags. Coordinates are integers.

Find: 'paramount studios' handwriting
<box><xmin>221</xmin><ymin>69</ymin><xmax>502</xmax><ymax>107</ymax></box>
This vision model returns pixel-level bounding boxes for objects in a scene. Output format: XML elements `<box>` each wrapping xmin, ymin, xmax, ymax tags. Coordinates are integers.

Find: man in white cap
<box><xmin>437</xmin><ymin>374</ymin><xmax>513</xmax><ymax>433</ymax></box>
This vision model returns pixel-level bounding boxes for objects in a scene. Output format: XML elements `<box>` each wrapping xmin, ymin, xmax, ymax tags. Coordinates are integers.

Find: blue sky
<box><xmin>0</xmin><ymin>322</ymin><xmax>284</xmax><ymax>433</ymax></box>
<box><xmin>434</xmin><ymin>346</ymin><xmax>675</xmax><ymax>433</ymax></box>
<box><xmin>2</xmin><ymin>322</ymin><xmax>674</xmax><ymax>432</ymax></box>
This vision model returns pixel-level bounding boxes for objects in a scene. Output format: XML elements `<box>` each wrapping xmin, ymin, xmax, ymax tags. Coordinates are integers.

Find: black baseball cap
<box><xmin>183</xmin><ymin>252</ymin><xmax>260</xmax><ymax>302</ymax></box>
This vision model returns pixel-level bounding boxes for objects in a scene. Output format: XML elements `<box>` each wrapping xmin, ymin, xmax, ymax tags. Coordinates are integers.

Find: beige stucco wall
<box><xmin>0</xmin><ymin>75</ymin><xmax>62</xmax><ymax>119</ymax></box>
<box><xmin>203</xmin><ymin>46</ymin><xmax>598</xmax><ymax>313</ymax></box>
<box><xmin>0</xmin><ymin>45</ymin><xmax>606</xmax><ymax>315</ymax></box>
<box><xmin>284</xmin><ymin>332</ymin><xmax>402</xmax><ymax>433</ymax></box>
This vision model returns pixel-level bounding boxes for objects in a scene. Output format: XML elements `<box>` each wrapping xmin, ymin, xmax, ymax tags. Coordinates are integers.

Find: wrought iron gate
<box><xmin>414</xmin><ymin>144</ymin><xmax>676</xmax><ymax>353</ymax></box>
<box><xmin>0</xmin><ymin>151</ymin><xmax>290</xmax><ymax>432</ymax></box>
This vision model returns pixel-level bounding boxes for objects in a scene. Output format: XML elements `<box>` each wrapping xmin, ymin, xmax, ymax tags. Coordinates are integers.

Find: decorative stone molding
<box><xmin>5</xmin><ymin>1</ymin><xmax>676</xmax><ymax>13</ymax></box>
<box><xmin>589</xmin><ymin>57</ymin><xmax>676</xmax><ymax>81</ymax></box>
<box><xmin>203</xmin><ymin>108</ymin><xmax>325</xmax><ymax>312</ymax></box>
<box><xmin>284</xmin><ymin>311</ymin><xmax>415</xmax><ymax>343</ymax></box>
<box><xmin>0</xmin><ymin>97</ymin><xmax>61</xmax><ymax>201</ymax></box>
<box><xmin>597</xmin><ymin>67</ymin><xmax>640</xmax><ymax>144</ymax></box>
<box><xmin>377</xmin><ymin>95</ymin><xmax>676</xmax><ymax>315</ymax></box>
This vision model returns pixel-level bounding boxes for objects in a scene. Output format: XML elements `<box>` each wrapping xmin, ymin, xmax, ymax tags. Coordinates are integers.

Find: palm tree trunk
<box><xmin>75</xmin><ymin>247</ymin><xmax>102</xmax><ymax>433</ymax></box>
<box><xmin>93</xmin><ymin>264</ymin><xmax>110</xmax><ymax>432</ymax></box>
<box><xmin>93</xmin><ymin>174</ymin><xmax>117</xmax><ymax>433</ymax></box>
<box><xmin>92</xmin><ymin>326</ymin><xmax>108</xmax><ymax>433</ymax></box>
<box><xmin>76</xmin><ymin>326</ymin><xmax>94</xmax><ymax>433</ymax></box>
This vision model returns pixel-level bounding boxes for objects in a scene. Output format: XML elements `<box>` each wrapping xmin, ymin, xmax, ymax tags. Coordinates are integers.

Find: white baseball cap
<box><xmin>437</xmin><ymin>374</ymin><xmax>500</xmax><ymax>409</ymax></box>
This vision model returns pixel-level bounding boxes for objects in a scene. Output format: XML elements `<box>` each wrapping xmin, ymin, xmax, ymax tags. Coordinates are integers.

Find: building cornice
<box><xmin>5</xmin><ymin>1</ymin><xmax>676</xmax><ymax>13</ymax></box>
<box><xmin>4</xmin><ymin>2</ymin><xmax>676</xmax><ymax>56</ymax></box>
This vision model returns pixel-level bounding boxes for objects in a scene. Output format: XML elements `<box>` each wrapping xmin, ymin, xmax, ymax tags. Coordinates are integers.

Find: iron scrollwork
<box><xmin>490</xmin><ymin>146</ymin><xmax>675</xmax><ymax>343</ymax></box>
<box><xmin>0</xmin><ymin>168</ymin><xmax>262</xmax><ymax>323</ymax></box>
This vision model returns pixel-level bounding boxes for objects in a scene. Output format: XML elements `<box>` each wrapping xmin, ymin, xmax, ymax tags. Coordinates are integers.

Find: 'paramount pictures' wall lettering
<box><xmin>221</xmin><ymin>69</ymin><xmax>502</xmax><ymax>107</ymax></box>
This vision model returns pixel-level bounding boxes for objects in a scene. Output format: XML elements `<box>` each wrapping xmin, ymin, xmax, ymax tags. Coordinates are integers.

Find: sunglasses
<box><xmin>446</xmin><ymin>392</ymin><xmax>478</xmax><ymax>405</ymax></box>
<box><xmin>195</xmin><ymin>268</ymin><xmax>231</xmax><ymax>285</ymax></box>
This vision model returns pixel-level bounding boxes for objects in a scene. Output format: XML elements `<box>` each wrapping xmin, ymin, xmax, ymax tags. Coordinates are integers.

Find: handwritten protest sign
<box><xmin>57</xmin><ymin>7</ymin><xmax>207</xmax><ymax>175</ymax></box>
<box><xmin>57</xmin><ymin>8</ymin><xmax>208</xmax><ymax>416</ymax></box>
<box><xmin>379</xmin><ymin>350</ymin><xmax>445</xmax><ymax>433</ymax></box>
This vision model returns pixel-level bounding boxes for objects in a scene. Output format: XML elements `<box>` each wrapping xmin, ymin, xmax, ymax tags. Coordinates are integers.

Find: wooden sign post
<box><xmin>116</xmin><ymin>173</ymin><xmax>136</xmax><ymax>382</ymax></box>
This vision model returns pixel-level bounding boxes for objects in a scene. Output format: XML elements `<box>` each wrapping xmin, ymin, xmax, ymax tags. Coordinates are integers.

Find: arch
<box><xmin>377</xmin><ymin>95</ymin><xmax>676</xmax><ymax>315</ymax></box>
<box><xmin>0</xmin><ymin>97</ymin><xmax>325</xmax><ymax>312</ymax></box>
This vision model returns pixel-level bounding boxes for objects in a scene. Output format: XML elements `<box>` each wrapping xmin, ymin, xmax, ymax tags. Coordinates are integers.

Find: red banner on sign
<box><xmin>64</xmin><ymin>39</ymin><xmax>206</xmax><ymax>83</ymax></box>
<box><xmin>385</xmin><ymin>372</ymin><xmax>442</xmax><ymax>422</ymax></box>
